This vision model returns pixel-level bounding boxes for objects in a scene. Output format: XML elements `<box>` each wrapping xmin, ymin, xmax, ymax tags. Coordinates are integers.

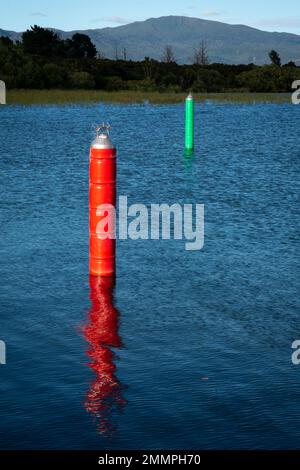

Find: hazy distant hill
<box><xmin>1</xmin><ymin>16</ymin><xmax>300</xmax><ymax>64</ymax></box>
<box><xmin>0</xmin><ymin>28</ymin><xmax>21</xmax><ymax>42</ymax></box>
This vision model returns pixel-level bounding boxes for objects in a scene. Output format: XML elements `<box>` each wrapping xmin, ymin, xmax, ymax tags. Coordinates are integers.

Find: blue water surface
<box><xmin>0</xmin><ymin>101</ymin><xmax>299</xmax><ymax>449</ymax></box>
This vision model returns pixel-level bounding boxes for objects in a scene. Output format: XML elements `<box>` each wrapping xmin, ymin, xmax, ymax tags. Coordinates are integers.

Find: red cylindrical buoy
<box><xmin>89</xmin><ymin>125</ymin><xmax>116</xmax><ymax>277</ymax></box>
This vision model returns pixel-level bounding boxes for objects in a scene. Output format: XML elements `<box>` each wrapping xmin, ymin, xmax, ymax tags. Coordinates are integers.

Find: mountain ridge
<box><xmin>1</xmin><ymin>15</ymin><xmax>300</xmax><ymax>64</ymax></box>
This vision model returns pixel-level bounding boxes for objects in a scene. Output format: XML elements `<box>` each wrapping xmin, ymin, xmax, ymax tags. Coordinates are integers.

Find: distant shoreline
<box><xmin>6</xmin><ymin>90</ymin><xmax>291</xmax><ymax>105</ymax></box>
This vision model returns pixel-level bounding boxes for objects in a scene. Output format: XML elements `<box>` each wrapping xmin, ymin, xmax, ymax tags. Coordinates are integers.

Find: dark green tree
<box><xmin>269</xmin><ymin>50</ymin><xmax>281</xmax><ymax>66</ymax></box>
<box><xmin>22</xmin><ymin>25</ymin><xmax>62</xmax><ymax>57</ymax></box>
<box><xmin>283</xmin><ymin>61</ymin><xmax>296</xmax><ymax>67</ymax></box>
<box><xmin>66</xmin><ymin>33</ymin><xmax>97</xmax><ymax>58</ymax></box>
<box><xmin>0</xmin><ymin>36</ymin><xmax>13</xmax><ymax>47</ymax></box>
<box><xmin>70</xmin><ymin>71</ymin><xmax>95</xmax><ymax>88</ymax></box>
<box><xmin>238</xmin><ymin>65</ymin><xmax>281</xmax><ymax>92</ymax></box>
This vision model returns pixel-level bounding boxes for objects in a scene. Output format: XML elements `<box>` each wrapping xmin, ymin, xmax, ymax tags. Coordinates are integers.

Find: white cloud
<box><xmin>31</xmin><ymin>12</ymin><xmax>47</xmax><ymax>17</ymax></box>
<box><xmin>90</xmin><ymin>16</ymin><xmax>130</xmax><ymax>25</ymax></box>
<box><xmin>202</xmin><ymin>11</ymin><xmax>222</xmax><ymax>17</ymax></box>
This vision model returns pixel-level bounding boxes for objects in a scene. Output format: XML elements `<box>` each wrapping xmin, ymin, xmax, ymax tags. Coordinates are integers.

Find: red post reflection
<box><xmin>84</xmin><ymin>275</ymin><xmax>126</xmax><ymax>435</ymax></box>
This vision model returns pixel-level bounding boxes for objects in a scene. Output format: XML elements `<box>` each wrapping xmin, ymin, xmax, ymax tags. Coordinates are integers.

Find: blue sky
<box><xmin>1</xmin><ymin>0</ymin><xmax>300</xmax><ymax>34</ymax></box>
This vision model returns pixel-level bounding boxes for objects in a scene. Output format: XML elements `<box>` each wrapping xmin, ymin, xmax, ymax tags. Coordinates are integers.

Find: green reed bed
<box><xmin>7</xmin><ymin>89</ymin><xmax>291</xmax><ymax>105</ymax></box>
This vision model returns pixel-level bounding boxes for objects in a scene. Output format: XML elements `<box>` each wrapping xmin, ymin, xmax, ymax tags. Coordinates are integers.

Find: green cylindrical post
<box><xmin>185</xmin><ymin>92</ymin><xmax>194</xmax><ymax>152</ymax></box>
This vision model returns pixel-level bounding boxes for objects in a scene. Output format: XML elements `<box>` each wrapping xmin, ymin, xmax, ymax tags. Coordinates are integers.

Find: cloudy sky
<box><xmin>1</xmin><ymin>0</ymin><xmax>300</xmax><ymax>34</ymax></box>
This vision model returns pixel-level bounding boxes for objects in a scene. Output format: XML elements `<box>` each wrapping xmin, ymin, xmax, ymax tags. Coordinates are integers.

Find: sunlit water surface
<box><xmin>0</xmin><ymin>102</ymin><xmax>299</xmax><ymax>449</ymax></box>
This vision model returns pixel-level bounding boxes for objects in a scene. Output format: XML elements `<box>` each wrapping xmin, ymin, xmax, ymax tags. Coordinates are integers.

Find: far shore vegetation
<box><xmin>1</xmin><ymin>25</ymin><xmax>299</xmax><ymax>104</ymax></box>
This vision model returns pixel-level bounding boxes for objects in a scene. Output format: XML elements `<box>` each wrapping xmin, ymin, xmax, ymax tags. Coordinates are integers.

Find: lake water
<box><xmin>0</xmin><ymin>101</ymin><xmax>299</xmax><ymax>449</ymax></box>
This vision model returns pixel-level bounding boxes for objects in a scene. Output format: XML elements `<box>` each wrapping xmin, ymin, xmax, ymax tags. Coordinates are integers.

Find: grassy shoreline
<box><xmin>6</xmin><ymin>89</ymin><xmax>291</xmax><ymax>105</ymax></box>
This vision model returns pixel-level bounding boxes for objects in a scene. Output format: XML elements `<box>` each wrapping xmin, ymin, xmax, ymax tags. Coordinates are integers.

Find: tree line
<box><xmin>0</xmin><ymin>25</ymin><xmax>299</xmax><ymax>92</ymax></box>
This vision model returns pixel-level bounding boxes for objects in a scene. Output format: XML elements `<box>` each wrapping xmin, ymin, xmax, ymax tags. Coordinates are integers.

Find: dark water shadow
<box><xmin>83</xmin><ymin>275</ymin><xmax>126</xmax><ymax>436</ymax></box>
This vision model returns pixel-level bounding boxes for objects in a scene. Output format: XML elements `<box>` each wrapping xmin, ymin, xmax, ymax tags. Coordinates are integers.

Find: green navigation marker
<box><xmin>185</xmin><ymin>92</ymin><xmax>194</xmax><ymax>152</ymax></box>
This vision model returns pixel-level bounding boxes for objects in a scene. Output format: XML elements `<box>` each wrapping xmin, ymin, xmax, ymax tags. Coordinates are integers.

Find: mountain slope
<box><xmin>0</xmin><ymin>28</ymin><xmax>21</xmax><ymax>42</ymax></box>
<box><xmin>1</xmin><ymin>16</ymin><xmax>300</xmax><ymax>64</ymax></box>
